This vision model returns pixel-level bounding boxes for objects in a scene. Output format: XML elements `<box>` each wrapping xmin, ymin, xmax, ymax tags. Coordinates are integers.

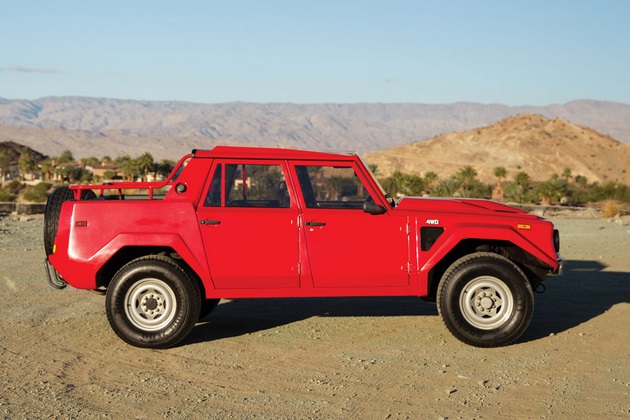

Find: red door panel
<box><xmin>199</xmin><ymin>207</ymin><xmax>299</xmax><ymax>289</ymax></box>
<box><xmin>197</xmin><ymin>161</ymin><xmax>300</xmax><ymax>289</ymax></box>
<box><xmin>290</xmin><ymin>163</ymin><xmax>409</xmax><ymax>288</ymax></box>
<box><xmin>302</xmin><ymin>210</ymin><xmax>409</xmax><ymax>288</ymax></box>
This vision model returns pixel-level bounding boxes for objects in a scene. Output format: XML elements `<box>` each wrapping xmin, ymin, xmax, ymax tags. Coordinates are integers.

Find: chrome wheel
<box><xmin>459</xmin><ymin>275</ymin><xmax>514</xmax><ymax>330</ymax></box>
<box><xmin>124</xmin><ymin>278</ymin><xmax>177</xmax><ymax>331</ymax></box>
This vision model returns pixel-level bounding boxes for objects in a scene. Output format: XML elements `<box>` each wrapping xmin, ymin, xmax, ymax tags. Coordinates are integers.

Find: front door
<box><xmin>197</xmin><ymin>161</ymin><xmax>299</xmax><ymax>289</ymax></box>
<box><xmin>293</xmin><ymin>164</ymin><xmax>409</xmax><ymax>288</ymax></box>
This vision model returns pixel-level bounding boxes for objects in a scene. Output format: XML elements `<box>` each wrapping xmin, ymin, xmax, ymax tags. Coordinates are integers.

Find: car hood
<box><xmin>395</xmin><ymin>197</ymin><xmax>531</xmax><ymax>216</ymax></box>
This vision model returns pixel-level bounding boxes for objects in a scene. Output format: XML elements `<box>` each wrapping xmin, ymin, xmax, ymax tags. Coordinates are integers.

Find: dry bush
<box><xmin>601</xmin><ymin>200</ymin><xmax>621</xmax><ymax>218</ymax></box>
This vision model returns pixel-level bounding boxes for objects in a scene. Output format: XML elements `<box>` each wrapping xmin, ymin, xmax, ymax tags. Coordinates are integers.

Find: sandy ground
<box><xmin>0</xmin><ymin>214</ymin><xmax>628</xmax><ymax>419</ymax></box>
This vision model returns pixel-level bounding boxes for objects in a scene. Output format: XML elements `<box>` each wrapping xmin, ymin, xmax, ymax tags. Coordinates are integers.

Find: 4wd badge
<box><xmin>426</xmin><ymin>219</ymin><xmax>440</xmax><ymax>225</ymax></box>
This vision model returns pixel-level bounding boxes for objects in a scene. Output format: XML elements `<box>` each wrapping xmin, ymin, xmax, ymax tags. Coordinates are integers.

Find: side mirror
<box><xmin>363</xmin><ymin>199</ymin><xmax>387</xmax><ymax>215</ymax></box>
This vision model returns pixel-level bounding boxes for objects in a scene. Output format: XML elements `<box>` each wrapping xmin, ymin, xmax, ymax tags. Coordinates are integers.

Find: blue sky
<box><xmin>2</xmin><ymin>0</ymin><xmax>629</xmax><ymax>105</ymax></box>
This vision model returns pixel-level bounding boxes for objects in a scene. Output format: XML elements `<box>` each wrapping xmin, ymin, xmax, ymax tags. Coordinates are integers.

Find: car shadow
<box><xmin>185</xmin><ymin>296</ymin><xmax>438</xmax><ymax>345</ymax></box>
<box><xmin>184</xmin><ymin>259</ymin><xmax>630</xmax><ymax>346</ymax></box>
<box><xmin>523</xmin><ymin>259</ymin><xmax>630</xmax><ymax>342</ymax></box>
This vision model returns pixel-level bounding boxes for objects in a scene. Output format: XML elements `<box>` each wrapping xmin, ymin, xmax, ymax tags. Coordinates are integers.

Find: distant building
<box><xmin>85</xmin><ymin>161</ymin><xmax>120</xmax><ymax>180</ymax></box>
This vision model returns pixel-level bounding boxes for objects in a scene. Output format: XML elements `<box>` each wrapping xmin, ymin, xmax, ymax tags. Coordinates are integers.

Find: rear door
<box><xmin>291</xmin><ymin>162</ymin><xmax>410</xmax><ymax>288</ymax></box>
<box><xmin>197</xmin><ymin>160</ymin><xmax>300</xmax><ymax>289</ymax></box>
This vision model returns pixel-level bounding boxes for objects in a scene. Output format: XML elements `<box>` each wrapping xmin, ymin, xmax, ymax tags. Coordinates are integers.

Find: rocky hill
<box><xmin>0</xmin><ymin>140</ymin><xmax>47</xmax><ymax>162</ymax></box>
<box><xmin>365</xmin><ymin>114</ymin><xmax>630</xmax><ymax>184</ymax></box>
<box><xmin>0</xmin><ymin>97</ymin><xmax>629</xmax><ymax>161</ymax></box>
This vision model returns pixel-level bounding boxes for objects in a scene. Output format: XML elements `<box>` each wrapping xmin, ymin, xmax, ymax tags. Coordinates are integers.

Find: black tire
<box><xmin>199</xmin><ymin>299</ymin><xmax>221</xmax><ymax>321</ymax></box>
<box><xmin>437</xmin><ymin>252</ymin><xmax>534</xmax><ymax>348</ymax></box>
<box><xmin>43</xmin><ymin>187</ymin><xmax>96</xmax><ymax>256</ymax></box>
<box><xmin>105</xmin><ymin>256</ymin><xmax>201</xmax><ymax>349</ymax></box>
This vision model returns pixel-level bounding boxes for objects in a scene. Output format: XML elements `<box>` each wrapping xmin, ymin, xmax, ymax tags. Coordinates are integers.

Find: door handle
<box><xmin>305</xmin><ymin>221</ymin><xmax>326</xmax><ymax>226</ymax></box>
<box><xmin>200</xmin><ymin>219</ymin><xmax>221</xmax><ymax>225</ymax></box>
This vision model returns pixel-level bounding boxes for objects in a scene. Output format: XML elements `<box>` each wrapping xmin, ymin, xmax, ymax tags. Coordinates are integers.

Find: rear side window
<box><xmin>205</xmin><ymin>163</ymin><xmax>289</xmax><ymax>208</ymax></box>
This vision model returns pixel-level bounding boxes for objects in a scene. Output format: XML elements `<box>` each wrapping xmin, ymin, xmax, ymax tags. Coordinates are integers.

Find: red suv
<box><xmin>44</xmin><ymin>146</ymin><xmax>564</xmax><ymax>348</ymax></box>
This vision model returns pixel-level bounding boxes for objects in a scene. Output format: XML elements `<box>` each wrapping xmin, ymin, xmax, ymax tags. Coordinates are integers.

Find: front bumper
<box><xmin>549</xmin><ymin>254</ymin><xmax>566</xmax><ymax>276</ymax></box>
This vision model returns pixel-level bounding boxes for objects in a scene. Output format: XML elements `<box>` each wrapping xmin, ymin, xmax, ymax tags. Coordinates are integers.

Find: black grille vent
<box><xmin>421</xmin><ymin>227</ymin><xmax>445</xmax><ymax>251</ymax></box>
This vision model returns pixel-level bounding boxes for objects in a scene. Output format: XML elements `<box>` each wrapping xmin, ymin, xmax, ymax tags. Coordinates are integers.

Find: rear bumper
<box><xmin>44</xmin><ymin>258</ymin><xmax>67</xmax><ymax>289</ymax></box>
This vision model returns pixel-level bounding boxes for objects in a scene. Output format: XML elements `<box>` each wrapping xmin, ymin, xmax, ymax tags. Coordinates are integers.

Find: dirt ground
<box><xmin>0</xmin><ymin>213</ymin><xmax>628</xmax><ymax>419</ymax></box>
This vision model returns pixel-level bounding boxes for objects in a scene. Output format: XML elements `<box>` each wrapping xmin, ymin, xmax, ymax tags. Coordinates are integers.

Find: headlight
<box><xmin>553</xmin><ymin>229</ymin><xmax>560</xmax><ymax>252</ymax></box>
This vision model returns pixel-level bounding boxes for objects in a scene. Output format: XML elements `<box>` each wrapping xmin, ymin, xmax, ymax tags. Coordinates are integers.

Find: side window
<box><xmin>295</xmin><ymin>165</ymin><xmax>370</xmax><ymax>209</ymax></box>
<box><xmin>204</xmin><ymin>164</ymin><xmax>222</xmax><ymax>207</ymax></box>
<box><xmin>224</xmin><ymin>163</ymin><xmax>289</xmax><ymax>208</ymax></box>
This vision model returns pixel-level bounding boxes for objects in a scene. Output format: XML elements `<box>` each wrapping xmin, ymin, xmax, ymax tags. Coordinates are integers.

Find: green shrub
<box><xmin>7</xmin><ymin>179</ymin><xmax>24</xmax><ymax>194</ymax></box>
<box><xmin>22</xmin><ymin>182</ymin><xmax>52</xmax><ymax>202</ymax></box>
<box><xmin>0</xmin><ymin>180</ymin><xmax>24</xmax><ymax>202</ymax></box>
<box><xmin>0</xmin><ymin>188</ymin><xmax>13</xmax><ymax>201</ymax></box>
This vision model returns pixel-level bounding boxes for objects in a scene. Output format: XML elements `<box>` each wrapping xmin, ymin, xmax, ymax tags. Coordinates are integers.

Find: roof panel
<box><xmin>192</xmin><ymin>145</ymin><xmax>356</xmax><ymax>161</ymax></box>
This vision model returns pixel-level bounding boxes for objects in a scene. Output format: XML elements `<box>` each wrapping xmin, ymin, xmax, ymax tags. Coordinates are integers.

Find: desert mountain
<box><xmin>365</xmin><ymin>114</ymin><xmax>630</xmax><ymax>185</ymax></box>
<box><xmin>0</xmin><ymin>97</ymin><xmax>629</xmax><ymax>161</ymax></box>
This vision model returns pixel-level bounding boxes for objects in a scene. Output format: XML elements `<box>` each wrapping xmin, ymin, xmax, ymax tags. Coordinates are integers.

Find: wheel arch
<box><xmin>96</xmin><ymin>246</ymin><xmax>209</xmax><ymax>299</ymax></box>
<box><xmin>425</xmin><ymin>239</ymin><xmax>547</xmax><ymax>301</ymax></box>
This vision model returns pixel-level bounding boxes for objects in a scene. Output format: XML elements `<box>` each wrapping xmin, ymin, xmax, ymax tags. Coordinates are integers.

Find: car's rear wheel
<box><xmin>106</xmin><ymin>256</ymin><xmax>201</xmax><ymax>348</ymax></box>
<box><xmin>437</xmin><ymin>252</ymin><xmax>534</xmax><ymax>347</ymax></box>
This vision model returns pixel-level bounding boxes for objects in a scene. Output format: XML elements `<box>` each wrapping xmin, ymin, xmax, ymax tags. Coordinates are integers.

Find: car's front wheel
<box><xmin>437</xmin><ymin>252</ymin><xmax>534</xmax><ymax>347</ymax></box>
<box><xmin>106</xmin><ymin>256</ymin><xmax>201</xmax><ymax>348</ymax></box>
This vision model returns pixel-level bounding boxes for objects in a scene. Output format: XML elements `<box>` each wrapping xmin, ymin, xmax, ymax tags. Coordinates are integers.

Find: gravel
<box><xmin>1</xmin><ymin>214</ymin><xmax>628</xmax><ymax>418</ymax></box>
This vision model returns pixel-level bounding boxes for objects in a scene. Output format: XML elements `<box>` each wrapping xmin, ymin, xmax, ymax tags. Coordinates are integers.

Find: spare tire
<box><xmin>43</xmin><ymin>187</ymin><xmax>96</xmax><ymax>256</ymax></box>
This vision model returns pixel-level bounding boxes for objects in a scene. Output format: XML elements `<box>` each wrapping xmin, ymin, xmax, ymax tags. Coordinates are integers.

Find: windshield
<box><xmin>358</xmin><ymin>156</ymin><xmax>395</xmax><ymax>207</ymax></box>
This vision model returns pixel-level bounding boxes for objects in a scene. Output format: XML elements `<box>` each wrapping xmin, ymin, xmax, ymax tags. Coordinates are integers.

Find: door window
<box><xmin>204</xmin><ymin>163</ymin><xmax>290</xmax><ymax>208</ymax></box>
<box><xmin>295</xmin><ymin>165</ymin><xmax>369</xmax><ymax>209</ymax></box>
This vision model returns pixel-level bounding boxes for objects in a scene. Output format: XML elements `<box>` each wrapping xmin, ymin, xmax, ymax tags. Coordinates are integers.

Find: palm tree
<box><xmin>156</xmin><ymin>159</ymin><xmax>176</xmax><ymax>180</ymax></box>
<box><xmin>58</xmin><ymin>149</ymin><xmax>74</xmax><ymax>163</ymax></box>
<box><xmin>0</xmin><ymin>151</ymin><xmax>10</xmax><ymax>182</ymax></box>
<box><xmin>404</xmin><ymin>174</ymin><xmax>425</xmax><ymax>196</ymax></box>
<box><xmin>18</xmin><ymin>148</ymin><xmax>38</xmax><ymax>180</ymax></box>
<box><xmin>136</xmin><ymin>153</ymin><xmax>155</xmax><ymax>182</ymax></box>
<box><xmin>493</xmin><ymin>166</ymin><xmax>507</xmax><ymax>201</ymax></box>
<box><xmin>431</xmin><ymin>177</ymin><xmax>462</xmax><ymax>197</ymax></box>
<box><xmin>562</xmin><ymin>167</ymin><xmax>573</xmax><ymax>182</ymax></box>
<box><xmin>40</xmin><ymin>159</ymin><xmax>55</xmax><ymax>181</ymax></box>
<box><xmin>535</xmin><ymin>180</ymin><xmax>561</xmax><ymax>205</ymax></box>
<box><xmin>536</xmin><ymin>175</ymin><xmax>569</xmax><ymax>205</ymax></box>
<box><xmin>493</xmin><ymin>166</ymin><xmax>507</xmax><ymax>189</ymax></box>
<box><xmin>514</xmin><ymin>171</ymin><xmax>530</xmax><ymax>189</ymax></box>
<box><xmin>575</xmin><ymin>175</ymin><xmax>588</xmax><ymax>189</ymax></box>
<box><xmin>381</xmin><ymin>171</ymin><xmax>406</xmax><ymax>197</ymax></box>
<box><xmin>456</xmin><ymin>165</ymin><xmax>478</xmax><ymax>194</ymax></box>
<box><xmin>116</xmin><ymin>155</ymin><xmax>138</xmax><ymax>181</ymax></box>
<box><xmin>83</xmin><ymin>156</ymin><xmax>100</xmax><ymax>167</ymax></box>
<box><xmin>424</xmin><ymin>171</ymin><xmax>438</xmax><ymax>188</ymax></box>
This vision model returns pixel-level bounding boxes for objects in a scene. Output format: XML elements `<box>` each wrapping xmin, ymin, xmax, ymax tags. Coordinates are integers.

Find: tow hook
<box><xmin>534</xmin><ymin>283</ymin><xmax>546</xmax><ymax>294</ymax></box>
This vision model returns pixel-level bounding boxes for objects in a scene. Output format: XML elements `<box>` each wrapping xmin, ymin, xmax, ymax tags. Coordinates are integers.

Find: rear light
<box><xmin>553</xmin><ymin>229</ymin><xmax>560</xmax><ymax>252</ymax></box>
